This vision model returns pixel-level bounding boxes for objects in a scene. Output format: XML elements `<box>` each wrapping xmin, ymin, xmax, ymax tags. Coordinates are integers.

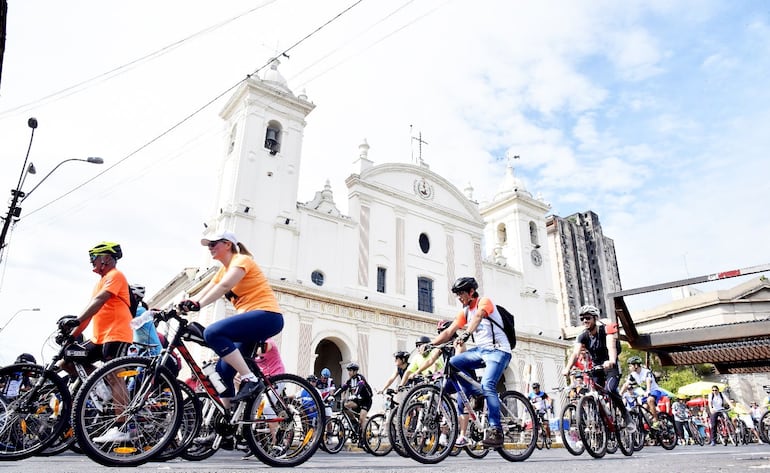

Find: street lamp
<box><xmin>0</xmin><ymin>118</ymin><xmax>104</xmax><ymax>263</ymax></box>
<box><xmin>0</xmin><ymin>308</ymin><xmax>41</xmax><ymax>334</ymax></box>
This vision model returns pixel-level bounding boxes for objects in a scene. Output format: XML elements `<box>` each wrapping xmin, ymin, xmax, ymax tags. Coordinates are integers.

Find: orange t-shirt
<box><xmin>91</xmin><ymin>268</ymin><xmax>133</xmax><ymax>344</ymax></box>
<box><xmin>213</xmin><ymin>254</ymin><xmax>281</xmax><ymax>314</ymax></box>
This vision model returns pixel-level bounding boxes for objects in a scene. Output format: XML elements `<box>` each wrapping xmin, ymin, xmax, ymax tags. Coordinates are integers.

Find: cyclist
<box><xmin>178</xmin><ymin>231</ymin><xmax>283</xmax><ymax>406</ymax></box>
<box><xmin>129</xmin><ymin>284</ymin><xmax>162</xmax><ymax>356</ymax></box>
<box><xmin>620</xmin><ymin>356</ymin><xmax>664</xmax><ymax>428</ymax></box>
<box><xmin>429</xmin><ymin>276</ymin><xmax>512</xmax><ymax>448</ymax></box>
<box><xmin>529</xmin><ymin>382</ymin><xmax>552</xmax><ymax>440</ymax></box>
<box><xmin>56</xmin><ymin>242</ymin><xmax>134</xmax><ymax>443</ymax></box>
<box><xmin>708</xmin><ymin>385</ymin><xmax>731</xmax><ymax>446</ymax></box>
<box><xmin>399</xmin><ymin>336</ymin><xmax>444</xmax><ymax>388</ymax></box>
<box><xmin>378</xmin><ymin>351</ymin><xmax>410</xmax><ymax>394</ymax></box>
<box><xmin>337</xmin><ymin>362</ymin><xmax>373</xmax><ymax>447</ymax></box>
<box><xmin>562</xmin><ymin>304</ymin><xmax>635</xmax><ymax>432</ymax></box>
<box><xmin>316</xmin><ymin>367</ymin><xmax>336</xmax><ymax>399</ymax></box>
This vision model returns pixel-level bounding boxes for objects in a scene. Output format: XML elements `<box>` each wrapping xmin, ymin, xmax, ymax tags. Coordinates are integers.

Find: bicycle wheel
<box><xmin>388</xmin><ymin>408</ymin><xmax>408</xmax><ymax>457</ymax></box>
<box><xmin>242</xmin><ymin>373</ymin><xmax>323</xmax><ymax>467</ymax></box>
<box><xmin>760</xmin><ymin>411</ymin><xmax>770</xmax><ymax>444</ymax></box>
<box><xmin>0</xmin><ymin>363</ymin><xmax>71</xmax><ymax>461</ymax></box>
<box><xmin>725</xmin><ymin>416</ymin><xmax>738</xmax><ymax>446</ymax></box>
<box><xmin>577</xmin><ymin>395</ymin><xmax>607</xmax><ymax>458</ymax></box>
<box><xmin>611</xmin><ymin>402</ymin><xmax>633</xmax><ymax>456</ymax></box>
<box><xmin>497</xmin><ymin>390</ymin><xmax>537</xmax><ymax>462</ymax></box>
<box><xmin>606</xmin><ymin>431</ymin><xmax>618</xmax><ymax>454</ymax></box>
<box><xmin>657</xmin><ymin>412</ymin><xmax>677</xmax><ymax>450</ymax></box>
<box><xmin>363</xmin><ymin>413</ymin><xmax>391</xmax><ymax>456</ymax></box>
<box><xmin>560</xmin><ymin>403</ymin><xmax>584</xmax><ymax>456</ymax></box>
<box><xmin>535</xmin><ymin>425</ymin><xmax>544</xmax><ymax>450</ymax></box>
<box><xmin>688</xmin><ymin>421</ymin><xmax>705</xmax><ymax>446</ymax></box>
<box><xmin>155</xmin><ymin>381</ymin><xmax>201</xmax><ymax>461</ymax></box>
<box><xmin>71</xmin><ymin>356</ymin><xmax>183</xmax><ymax>467</ymax></box>
<box><xmin>397</xmin><ymin>383</ymin><xmax>457</xmax><ymax>464</ymax></box>
<box><xmin>322</xmin><ymin>417</ymin><xmax>345</xmax><ymax>453</ymax></box>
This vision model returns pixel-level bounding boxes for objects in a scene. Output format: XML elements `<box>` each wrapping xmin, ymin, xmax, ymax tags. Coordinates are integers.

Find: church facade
<box><xmin>152</xmin><ymin>61</ymin><xmax>570</xmax><ymax>397</ymax></box>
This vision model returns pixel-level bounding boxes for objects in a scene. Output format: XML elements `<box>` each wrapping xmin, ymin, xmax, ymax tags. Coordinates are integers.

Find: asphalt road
<box><xmin>3</xmin><ymin>443</ymin><xmax>769</xmax><ymax>472</ymax></box>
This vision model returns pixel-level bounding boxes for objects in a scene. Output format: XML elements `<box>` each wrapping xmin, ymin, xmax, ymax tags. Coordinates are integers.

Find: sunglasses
<box><xmin>579</xmin><ymin>316</ymin><xmax>594</xmax><ymax>321</ymax></box>
<box><xmin>89</xmin><ymin>254</ymin><xmax>99</xmax><ymax>264</ymax></box>
<box><xmin>207</xmin><ymin>240</ymin><xmax>226</xmax><ymax>249</ymax></box>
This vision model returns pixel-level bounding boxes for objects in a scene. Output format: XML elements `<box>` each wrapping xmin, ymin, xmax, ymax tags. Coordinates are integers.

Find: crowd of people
<box><xmin>9</xmin><ymin>233</ymin><xmax>768</xmax><ymax>459</ymax></box>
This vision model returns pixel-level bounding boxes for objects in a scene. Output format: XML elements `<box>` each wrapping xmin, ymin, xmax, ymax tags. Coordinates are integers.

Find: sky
<box><xmin>1</xmin><ymin>0</ymin><xmax>769</xmax><ymax>365</ymax></box>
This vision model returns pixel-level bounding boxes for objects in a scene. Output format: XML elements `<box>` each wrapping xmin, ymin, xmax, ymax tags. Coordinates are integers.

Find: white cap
<box><xmin>201</xmin><ymin>231</ymin><xmax>239</xmax><ymax>247</ymax></box>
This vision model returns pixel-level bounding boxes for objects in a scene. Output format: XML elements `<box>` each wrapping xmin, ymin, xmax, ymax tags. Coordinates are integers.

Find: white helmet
<box><xmin>129</xmin><ymin>284</ymin><xmax>146</xmax><ymax>300</ymax></box>
<box><xmin>578</xmin><ymin>304</ymin><xmax>600</xmax><ymax>318</ymax></box>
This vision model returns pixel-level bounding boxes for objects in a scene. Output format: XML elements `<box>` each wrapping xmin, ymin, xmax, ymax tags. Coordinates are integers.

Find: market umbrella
<box><xmin>677</xmin><ymin>381</ymin><xmax>727</xmax><ymax>397</ymax></box>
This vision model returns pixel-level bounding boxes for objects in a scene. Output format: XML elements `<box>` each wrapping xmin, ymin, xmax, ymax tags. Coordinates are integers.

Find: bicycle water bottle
<box><xmin>130</xmin><ymin>311</ymin><xmax>154</xmax><ymax>330</ymax></box>
<box><xmin>201</xmin><ymin>360</ymin><xmax>227</xmax><ymax>394</ymax></box>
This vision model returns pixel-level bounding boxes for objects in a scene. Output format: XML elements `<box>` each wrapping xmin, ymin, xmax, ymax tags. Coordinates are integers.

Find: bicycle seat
<box><xmin>181</xmin><ymin>322</ymin><xmax>207</xmax><ymax>345</ymax></box>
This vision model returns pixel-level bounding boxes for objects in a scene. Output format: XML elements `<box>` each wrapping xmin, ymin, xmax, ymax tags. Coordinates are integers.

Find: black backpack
<box><xmin>489</xmin><ymin>305</ymin><xmax>517</xmax><ymax>349</ymax></box>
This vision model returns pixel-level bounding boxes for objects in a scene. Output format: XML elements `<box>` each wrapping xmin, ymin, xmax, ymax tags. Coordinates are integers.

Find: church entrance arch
<box><xmin>315</xmin><ymin>338</ymin><xmax>343</xmax><ymax>388</ymax></box>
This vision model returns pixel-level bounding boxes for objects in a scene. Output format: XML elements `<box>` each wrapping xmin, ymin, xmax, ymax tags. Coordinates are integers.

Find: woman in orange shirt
<box><xmin>179</xmin><ymin>231</ymin><xmax>283</xmax><ymax>404</ymax></box>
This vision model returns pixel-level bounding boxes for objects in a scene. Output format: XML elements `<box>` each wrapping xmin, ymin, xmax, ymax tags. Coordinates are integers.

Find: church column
<box><xmin>357</xmin><ymin>204</ymin><xmax>370</xmax><ymax>287</ymax></box>
<box><xmin>297</xmin><ymin>313</ymin><xmax>314</xmax><ymax>378</ymax></box>
<box><xmin>445</xmin><ymin>226</ymin><xmax>455</xmax><ymax>305</ymax></box>
<box><xmin>395</xmin><ymin>210</ymin><xmax>406</xmax><ymax>295</ymax></box>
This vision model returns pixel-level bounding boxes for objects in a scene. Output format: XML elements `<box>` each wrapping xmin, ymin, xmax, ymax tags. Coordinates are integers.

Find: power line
<box><xmin>23</xmin><ymin>0</ymin><xmax>366</xmax><ymax>219</ymax></box>
<box><xmin>0</xmin><ymin>0</ymin><xmax>279</xmax><ymax>119</ymax></box>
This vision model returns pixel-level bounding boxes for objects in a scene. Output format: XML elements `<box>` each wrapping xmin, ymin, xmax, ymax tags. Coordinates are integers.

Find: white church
<box><xmin>151</xmin><ymin>60</ymin><xmax>570</xmax><ymax>397</ymax></box>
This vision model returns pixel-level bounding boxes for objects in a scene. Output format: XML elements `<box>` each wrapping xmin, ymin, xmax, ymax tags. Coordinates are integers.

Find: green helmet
<box><xmin>627</xmin><ymin>356</ymin><xmax>643</xmax><ymax>365</ymax></box>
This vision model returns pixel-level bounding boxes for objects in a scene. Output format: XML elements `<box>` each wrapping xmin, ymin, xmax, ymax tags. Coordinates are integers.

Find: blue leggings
<box><xmin>204</xmin><ymin>310</ymin><xmax>283</xmax><ymax>397</ymax></box>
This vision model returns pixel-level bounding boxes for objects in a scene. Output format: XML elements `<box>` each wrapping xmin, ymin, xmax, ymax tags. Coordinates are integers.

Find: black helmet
<box><xmin>307</xmin><ymin>374</ymin><xmax>318</xmax><ymax>383</ymax></box>
<box><xmin>532</xmin><ymin>382</ymin><xmax>540</xmax><ymax>390</ymax></box>
<box><xmin>437</xmin><ymin>320</ymin><xmax>452</xmax><ymax>333</ymax></box>
<box><xmin>88</xmin><ymin>241</ymin><xmax>123</xmax><ymax>260</ymax></box>
<box><xmin>394</xmin><ymin>351</ymin><xmax>410</xmax><ymax>362</ymax></box>
<box><xmin>15</xmin><ymin>353</ymin><xmax>36</xmax><ymax>364</ymax></box>
<box><xmin>451</xmin><ymin>277</ymin><xmax>478</xmax><ymax>294</ymax></box>
<box><xmin>346</xmin><ymin>362</ymin><xmax>359</xmax><ymax>371</ymax></box>
<box><xmin>415</xmin><ymin>335</ymin><xmax>431</xmax><ymax>347</ymax></box>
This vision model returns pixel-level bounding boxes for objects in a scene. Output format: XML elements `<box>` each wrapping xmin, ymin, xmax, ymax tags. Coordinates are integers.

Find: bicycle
<box><xmin>70</xmin><ymin>308</ymin><xmax>324</xmax><ymax>467</ymax></box>
<box><xmin>626</xmin><ymin>393</ymin><xmax>677</xmax><ymax>451</ymax></box>
<box><xmin>0</xmin><ymin>316</ymin><xmax>109</xmax><ymax>460</ymax></box>
<box><xmin>534</xmin><ymin>409</ymin><xmax>552</xmax><ymax>450</ymax></box>
<box><xmin>397</xmin><ymin>340</ymin><xmax>537</xmax><ymax>464</ymax></box>
<box><xmin>682</xmin><ymin>415</ymin><xmax>706</xmax><ymax>446</ymax></box>
<box><xmin>711</xmin><ymin>409</ymin><xmax>737</xmax><ymax>446</ymax></box>
<box><xmin>321</xmin><ymin>391</ymin><xmax>368</xmax><ymax>453</ymax></box>
<box><xmin>362</xmin><ymin>388</ymin><xmax>398</xmax><ymax>456</ymax></box>
<box><xmin>573</xmin><ymin>367</ymin><xmax>634</xmax><ymax>458</ymax></box>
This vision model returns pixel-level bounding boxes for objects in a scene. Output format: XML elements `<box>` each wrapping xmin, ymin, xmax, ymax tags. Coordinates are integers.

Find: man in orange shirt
<box><xmin>60</xmin><ymin>241</ymin><xmax>133</xmax><ymax>366</ymax></box>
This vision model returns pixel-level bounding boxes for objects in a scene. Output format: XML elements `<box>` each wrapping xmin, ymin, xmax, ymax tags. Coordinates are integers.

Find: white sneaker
<box><xmin>454</xmin><ymin>435</ymin><xmax>470</xmax><ymax>447</ymax></box>
<box><xmin>439</xmin><ymin>433</ymin><xmax>448</xmax><ymax>447</ymax></box>
<box><xmin>92</xmin><ymin>426</ymin><xmax>134</xmax><ymax>443</ymax></box>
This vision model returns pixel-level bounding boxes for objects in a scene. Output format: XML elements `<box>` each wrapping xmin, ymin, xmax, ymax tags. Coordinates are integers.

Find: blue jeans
<box><xmin>204</xmin><ymin>310</ymin><xmax>284</xmax><ymax>397</ymax></box>
<box><xmin>449</xmin><ymin>347</ymin><xmax>511</xmax><ymax>429</ymax></box>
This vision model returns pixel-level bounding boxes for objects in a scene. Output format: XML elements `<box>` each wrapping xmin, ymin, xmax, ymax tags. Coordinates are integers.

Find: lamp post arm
<box><xmin>0</xmin><ymin>308</ymin><xmax>41</xmax><ymax>334</ymax></box>
<box><xmin>21</xmin><ymin>157</ymin><xmax>103</xmax><ymax>203</ymax></box>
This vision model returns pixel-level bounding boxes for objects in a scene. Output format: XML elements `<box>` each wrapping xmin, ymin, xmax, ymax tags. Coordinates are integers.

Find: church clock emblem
<box><xmin>414</xmin><ymin>178</ymin><xmax>434</xmax><ymax>200</ymax></box>
<box><xmin>531</xmin><ymin>249</ymin><xmax>543</xmax><ymax>266</ymax></box>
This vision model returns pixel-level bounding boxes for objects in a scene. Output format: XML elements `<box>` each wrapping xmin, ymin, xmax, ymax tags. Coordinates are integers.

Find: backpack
<box><xmin>489</xmin><ymin>305</ymin><xmax>517</xmax><ymax>349</ymax></box>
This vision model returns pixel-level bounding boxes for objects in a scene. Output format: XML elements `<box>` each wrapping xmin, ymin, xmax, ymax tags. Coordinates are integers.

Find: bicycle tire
<box><xmin>242</xmin><ymin>373</ymin><xmax>324</xmax><ymax>467</ymax></box>
<box><xmin>611</xmin><ymin>401</ymin><xmax>633</xmax><ymax>456</ymax></box>
<box><xmin>397</xmin><ymin>383</ymin><xmax>458</xmax><ymax>464</ymax></box>
<box><xmin>0</xmin><ymin>363</ymin><xmax>71</xmax><ymax>461</ymax></box>
<box><xmin>388</xmin><ymin>408</ymin><xmax>409</xmax><ymax>457</ymax></box>
<box><xmin>322</xmin><ymin>417</ymin><xmax>346</xmax><ymax>454</ymax></box>
<box><xmin>71</xmin><ymin>356</ymin><xmax>183</xmax><ymax>467</ymax></box>
<box><xmin>155</xmin><ymin>381</ymin><xmax>201</xmax><ymax>461</ymax></box>
<box><xmin>657</xmin><ymin>412</ymin><xmax>678</xmax><ymax>450</ymax></box>
<box><xmin>363</xmin><ymin>413</ymin><xmax>392</xmax><ymax>456</ymax></box>
<box><xmin>577</xmin><ymin>395</ymin><xmax>607</xmax><ymax>458</ymax></box>
<box><xmin>560</xmin><ymin>403</ymin><xmax>584</xmax><ymax>456</ymax></box>
<box><xmin>497</xmin><ymin>390</ymin><xmax>537</xmax><ymax>462</ymax></box>
<box><xmin>760</xmin><ymin>411</ymin><xmax>770</xmax><ymax>444</ymax></box>
<box><xmin>606</xmin><ymin>431</ymin><xmax>618</xmax><ymax>454</ymax></box>
<box><xmin>688</xmin><ymin>420</ymin><xmax>705</xmax><ymax>446</ymax></box>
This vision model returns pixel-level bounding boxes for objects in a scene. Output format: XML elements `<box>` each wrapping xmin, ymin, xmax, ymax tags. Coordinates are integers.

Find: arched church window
<box><xmin>529</xmin><ymin>221</ymin><xmax>539</xmax><ymax>246</ymax></box>
<box><xmin>497</xmin><ymin>223</ymin><xmax>507</xmax><ymax>245</ymax></box>
<box><xmin>265</xmin><ymin>121</ymin><xmax>282</xmax><ymax>155</ymax></box>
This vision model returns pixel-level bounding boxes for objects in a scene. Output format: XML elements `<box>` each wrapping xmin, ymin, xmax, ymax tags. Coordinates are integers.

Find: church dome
<box><xmin>262</xmin><ymin>59</ymin><xmax>291</xmax><ymax>93</ymax></box>
<box><xmin>493</xmin><ymin>163</ymin><xmax>531</xmax><ymax>200</ymax></box>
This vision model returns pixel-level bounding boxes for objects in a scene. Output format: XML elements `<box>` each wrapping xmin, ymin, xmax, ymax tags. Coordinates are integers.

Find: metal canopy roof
<box><xmin>611</xmin><ymin>264</ymin><xmax>770</xmax><ymax>375</ymax></box>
